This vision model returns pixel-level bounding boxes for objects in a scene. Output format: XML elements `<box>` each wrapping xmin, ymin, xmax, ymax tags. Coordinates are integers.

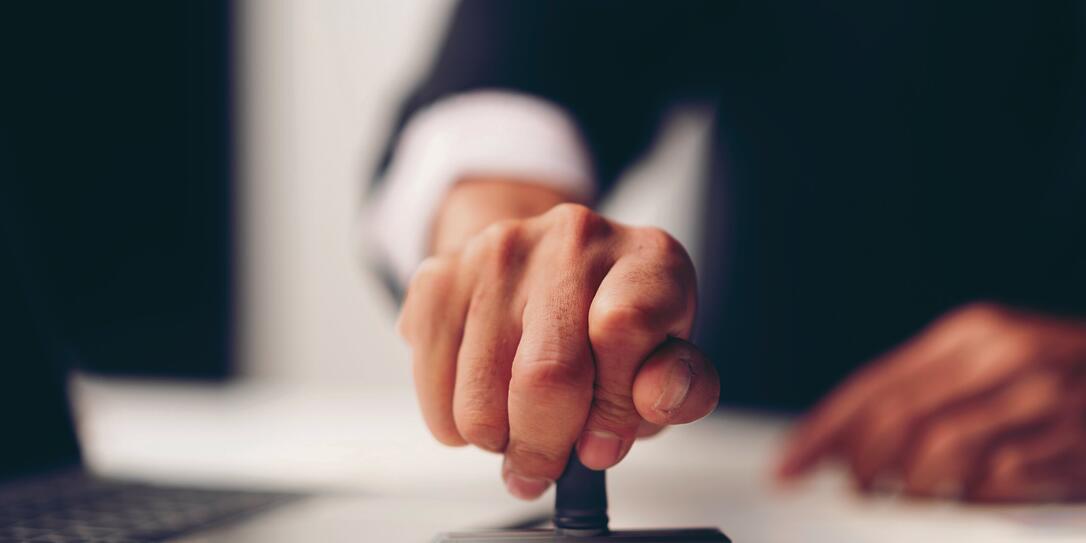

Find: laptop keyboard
<box><xmin>0</xmin><ymin>471</ymin><xmax>296</xmax><ymax>542</ymax></box>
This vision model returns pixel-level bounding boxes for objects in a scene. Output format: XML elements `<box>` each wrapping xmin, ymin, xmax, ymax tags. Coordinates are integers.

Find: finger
<box><xmin>779</xmin><ymin>304</ymin><xmax>1027</xmax><ymax>481</ymax></box>
<box><xmin>632</xmin><ymin>337</ymin><xmax>720</xmax><ymax>425</ymax></box>
<box><xmin>970</xmin><ymin>426</ymin><xmax>1086</xmax><ymax>502</ymax></box>
<box><xmin>580</xmin><ymin>229</ymin><xmax>697</xmax><ymax>469</ymax></box>
<box><xmin>504</xmin><ymin>291</ymin><xmax>595</xmax><ymax>499</ymax></box>
<box><xmin>400</xmin><ymin>256</ymin><xmax>472</xmax><ymax>446</ymax></box>
<box><xmin>844</xmin><ymin>335</ymin><xmax>1049</xmax><ymax>490</ymax></box>
<box><xmin>776</xmin><ymin>319</ymin><xmax>970</xmax><ymax>480</ymax></box>
<box><xmin>504</xmin><ymin>209</ymin><xmax>606</xmax><ymax>499</ymax></box>
<box><xmin>898</xmin><ymin>372</ymin><xmax>1062</xmax><ymax>498</ymax></box>
<box><xmin>452</xmin><ymin>223</ymin><xmax>528</xmax><ymax>452</ymax></box>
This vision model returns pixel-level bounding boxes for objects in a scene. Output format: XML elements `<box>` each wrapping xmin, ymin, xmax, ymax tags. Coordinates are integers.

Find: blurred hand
<box><xmin>778</xmin><ymin>302</ymin><xmax>1086</xmax><ymax>502</ymax></box>
<box><xmin>398</xmin><ymin>180</ymin><xmax>719</xmax><ymax>500</ymax></box>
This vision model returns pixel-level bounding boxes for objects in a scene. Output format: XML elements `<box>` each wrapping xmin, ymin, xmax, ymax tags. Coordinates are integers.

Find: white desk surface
<box><xmin>72</xmin><ymin>376</ymin><xmax>1086</xmax><ymax>542</ymax></box>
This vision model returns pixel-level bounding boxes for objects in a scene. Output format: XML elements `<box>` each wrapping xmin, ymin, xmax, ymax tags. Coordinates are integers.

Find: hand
<box><xmin>398</xmin><ymin>193</ymin><xmax>719</xmax><ymax>500</ymax></box>
<box><xmin>778</xmin><ymin>302</ymin><xmax>1086</xmax><ymax>502</ymax></box>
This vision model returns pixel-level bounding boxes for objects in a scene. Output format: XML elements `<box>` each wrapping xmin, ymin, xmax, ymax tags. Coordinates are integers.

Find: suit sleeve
<box><xmin>364</xmin><ymin>0</ymin><xmax>722</xmax><ymax>295</ymax></box>
<box><xmin>371</xmin><ymin>0</ymin><xmax>699</xmax><ymax>196</ymax></box>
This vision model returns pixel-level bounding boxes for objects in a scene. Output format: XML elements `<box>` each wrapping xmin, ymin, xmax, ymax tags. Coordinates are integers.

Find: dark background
<box><xmin>2</xmin><ymin>1</ymin><xmax>235</xmax><ymax>378</ymax></box>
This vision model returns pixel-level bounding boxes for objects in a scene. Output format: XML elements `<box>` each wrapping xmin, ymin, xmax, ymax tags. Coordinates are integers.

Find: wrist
<box><xmin>430</xmin><ymin>176</ymin><xmax>576</xmax><ymax>255</ymax></box>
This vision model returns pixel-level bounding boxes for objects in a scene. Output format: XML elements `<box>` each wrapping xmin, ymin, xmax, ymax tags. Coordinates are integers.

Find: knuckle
<box><xmin>548</xmin><ymin>203</ymin><xmax>607</xmax><ymax>246</ymax></box>
<box><xmin>514</xmin><ymin>357</ymin><xmax>593</xmax><ymax>393</ymax></box>
<box><xmin>590</xmin><ymin>301</ymin><xmax>662</xmax><ymax>338</ymax></box>
<box><xmin>627</xmin><ymin>227</ymin><xmax>696</xmax><ymax>294</ymax></box>
<box><xmin>590</xmin><ymin>386</ymin><xmax>638</xmax><ymax>430</ymax></box>
<box><xmin>482</xmin><ymin>220</ymin><xmax>523</xmax><ymax>256</ymax></box>
<box><xmin>481</xmin><ymin>219</ymin><xmax>523</xmax><ymax>243</ymax></box>
<box><xmin>477</xmin><ymin>220</ymin><xmax>524</xmax><ymax>268</ymax></box>
<box><xmin>456</xmin><ymin>418</ymin><xmax>507</xmax><ymax>452</ymax></box>
<box><xmin>632</xmin><ymin>227</ymin><xmax>687</xmax><ymax>264</ymax></box>
<box><xmin>549</xmin><ymin>202</ymin><xmax>595</xmax><ymax>224</ymax></box>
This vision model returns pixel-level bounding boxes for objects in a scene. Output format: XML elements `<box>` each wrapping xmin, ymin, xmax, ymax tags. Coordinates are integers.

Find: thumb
<box><xmin>632</xmin><ymin>338</ymin><xmax>720</xmax><ymax>426</ymax></box>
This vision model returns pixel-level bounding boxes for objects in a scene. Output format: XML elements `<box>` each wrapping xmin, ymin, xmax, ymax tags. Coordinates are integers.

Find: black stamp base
<box><xmin>434</xmin><ymin>527</ymin><xmax>730</xmax><ymax>542</ymax></box>
<box><xmin>434</xmin><ymin>456</ymin><xmax>729</xmax><ymax>543</ymax></box>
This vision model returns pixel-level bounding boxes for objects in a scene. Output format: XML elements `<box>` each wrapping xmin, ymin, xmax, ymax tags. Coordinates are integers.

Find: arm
<box><xmin>371</xmin><ymin>1</ymin><xmax>720</xmax><ymax>501</ymax></box>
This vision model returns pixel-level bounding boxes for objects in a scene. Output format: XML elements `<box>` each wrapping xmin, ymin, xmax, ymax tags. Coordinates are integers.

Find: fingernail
<box><xmin>504</xmin><ymin>473</ymin><xmax>551</xmax><ymax>500</ymax></box>
<box><xmin>577</xmin><ymin>430</ymin><xmax>624</xmax><ymax>469</ymax></box>
<box><xmin>654</xmin><ymin>356</ymin><xmax>693</xmax><ymax>415</ymax></box>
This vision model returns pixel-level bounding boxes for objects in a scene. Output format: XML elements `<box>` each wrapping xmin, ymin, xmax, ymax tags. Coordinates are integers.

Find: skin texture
<box><xmin>777</xmin><ymin>302</ymin><xmax>1086</xmax><ymax>502</ymax></box>
<box><xmin>398</xmin><ymin>177</ymin><xmax>720</xmax><ymax>500</ymax></box>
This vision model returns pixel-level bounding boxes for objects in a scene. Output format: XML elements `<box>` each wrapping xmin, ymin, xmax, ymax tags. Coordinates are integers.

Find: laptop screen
<box><xmin>0</xmin><ymin>237</ymin><xmax>82</xmax><ymax>482</ymax></box>
<box><xmin>4</xmin><ymin>1</ymin><xmax>235</xmax><ymax>379</ymax></box>
<box><xmin>0</xmin><ymin>0</ymin><xmax>237</xmax><ymax>481</ymax></box>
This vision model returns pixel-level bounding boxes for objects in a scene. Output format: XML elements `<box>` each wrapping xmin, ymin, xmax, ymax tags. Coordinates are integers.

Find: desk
<box><xmin>73</xmin><ymin>376</ymin><xmax>1086</xmax><ymax>542</ymax></box>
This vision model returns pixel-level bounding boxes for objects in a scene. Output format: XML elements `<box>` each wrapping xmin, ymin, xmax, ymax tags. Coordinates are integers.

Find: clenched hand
<box><xmin>398</xmin><ymin>197</ymin><xmax>719</xmax><ymax>500</ymax></box>
<box><xmin>779</xmin><ymin>303</ymin><xmax>1086</xmax><ymax>502</ymax></box>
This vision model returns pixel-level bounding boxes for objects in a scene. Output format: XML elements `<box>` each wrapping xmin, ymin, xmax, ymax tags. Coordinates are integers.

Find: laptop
<box><xmin>0</xmin><ymin>226</ymin><xmax>547</xmax><ymax>542</ymax></box>
<box><xmin>0</xmin><ymin>232</ymin><xmax>306</xmax><ymax>543</ymax></box>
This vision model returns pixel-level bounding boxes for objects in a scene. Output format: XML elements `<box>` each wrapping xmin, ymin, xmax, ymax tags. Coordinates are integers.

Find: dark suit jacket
<box><xmin>376</xmin><ymin>0</ymin><xmax>1086</xmax><ymax>411</ymax></box>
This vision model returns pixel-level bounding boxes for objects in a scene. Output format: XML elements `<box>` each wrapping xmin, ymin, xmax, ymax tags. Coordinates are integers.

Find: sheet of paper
<box><xmin>76</xmin><ymin>377</ymin><xmax>1086</xmax><ymax>542</ymax></box>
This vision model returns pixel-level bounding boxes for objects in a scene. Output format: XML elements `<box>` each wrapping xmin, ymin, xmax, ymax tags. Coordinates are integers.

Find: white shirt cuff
<box><xmin>367</xmin><ymin>90</ymin><xmax>595</xmax><ymax>287</ymax></box>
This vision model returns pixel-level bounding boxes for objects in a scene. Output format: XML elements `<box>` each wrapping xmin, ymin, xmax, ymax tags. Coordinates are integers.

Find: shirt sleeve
<box><xmin>367</xmin><ymin>90</ymin><xmax>595</xmax><ymax>287</ymax></box>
